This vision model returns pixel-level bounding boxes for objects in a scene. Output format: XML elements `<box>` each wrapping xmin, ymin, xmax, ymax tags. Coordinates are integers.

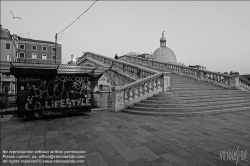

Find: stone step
<box><xmin>152</xmin><ymin>94</ymin><xmax>250</xmax><ymax>100</ymax></box>
<box><xmin>171</xmin><ymin>89</ymin><xmax>243</xmax><ymax>94</ymax></box>
<box><xmin>170</xmin><ymin>87</ymin><xmax>223</xmax><ymax>90</ymax></box>
<box><xmin>123</xmin><ymin>107</ymin><xmax>250</xmax><ymax>116</ymax></box>
<box><xmin>134</xmin><ymin>102</ymin><xmax>250</xmax><ymax>109</ymax></box>
<box><xmin>141</xmin><ymin>99</ymin><xmax>250</xmax><ymax>105</ymax></box>
<box><xmin>154</xmin><ymin>93</ymin><xmax>250</xmax><ymax>98</ymax></box>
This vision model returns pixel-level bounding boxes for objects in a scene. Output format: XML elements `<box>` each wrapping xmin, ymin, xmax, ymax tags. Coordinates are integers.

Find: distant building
<box><xmin>17</xmin><ymin>37</ymin><xmax>62</xmax><ymax>64</ymax></box>
<box><xmin>67</xmin><ymin>54</ymin><xmax>81</xmax><ymax>65</ymax></box>
<box><xmin>0</xmin><ymin>25</ymin><xmax>17</xmax><ymax>94</ymax></box>
<box><xmin>137</xmin><ymin>53</ymin><xmax>152</xmax><ymax>59</ymax></box>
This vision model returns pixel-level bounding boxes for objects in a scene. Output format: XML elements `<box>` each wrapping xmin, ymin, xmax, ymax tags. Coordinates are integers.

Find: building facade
<box><xmin>0</xmin><ymin>25</ymin><xmax>17</xmax><ymax>94</ymax></box>
<box><xmin>17</xmin><ymin>37</ymin><xmax>62</xmax><ymax>64</ymax></box>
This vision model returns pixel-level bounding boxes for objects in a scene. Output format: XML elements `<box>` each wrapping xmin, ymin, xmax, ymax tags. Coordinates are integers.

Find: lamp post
<box><xmin>55</xmin><ymin>33</ymin><xmax>57</xmax><ymax>64</ymax></box>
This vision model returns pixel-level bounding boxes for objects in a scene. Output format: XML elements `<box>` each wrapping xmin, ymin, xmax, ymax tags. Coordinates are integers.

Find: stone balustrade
<box><xmin>111</xmin><ymin>72</ymin><xmax>171</xmax><ymax>112</ymax></box>
<box><xmin>77</xmin><ymin>52</ymin><xmax>156</xmax><ymax>80</ymax></box>
<box><xmin>239</xmin><ymin>76</ymin><xmax>250</xmax><ymax>91</ymax></box>
<box><xmin>120</xmin><ymin>55</ymin><xmax>247</xmax><ymax>90</ymax></box>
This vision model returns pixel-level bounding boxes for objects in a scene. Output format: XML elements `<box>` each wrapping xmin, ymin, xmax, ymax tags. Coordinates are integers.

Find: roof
<box><xmin>0</xmin><ymin>28</ymin><xmax>11</xmax><ymax>40</ymax></box>
<box><xmin>19</xmin><ymin>37</ymin><xmax>61</xmax><ymax>46</ymax></box>
<box><xmin>0</xmin><ymin>61</ymin><xmax>110</xmax><ymax>77</ymax></box>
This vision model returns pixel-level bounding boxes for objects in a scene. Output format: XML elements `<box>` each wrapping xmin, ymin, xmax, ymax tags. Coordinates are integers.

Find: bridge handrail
<box><xmin>120</xmin><ymin>55</ymin><xmax>244</xmax><ymax>90</ymax></box>
<box><xmin>77</xmin><ymin>52</ymin><xmax>158</xmax><ymax>80</ymax></box>
<box><xmin>239</xmin><ymin>75</ymin><xmax>250</xmax><ymax>91</ymax></box>
<box><xmin>119</xmin><ymin>73</ymin><xmax>162</xmax><ymax>91</ymax></box>
<box><xmin>111</xmin><ymin>72</ymin><xmax>170</xmax><ymax>111</ymax></box>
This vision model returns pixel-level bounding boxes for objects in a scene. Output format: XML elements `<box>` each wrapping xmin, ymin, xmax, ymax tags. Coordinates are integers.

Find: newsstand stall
<box><xmin>1</xmin><ymin>62</ymin><xmax>109</xmax><ymax>118</ymax></box>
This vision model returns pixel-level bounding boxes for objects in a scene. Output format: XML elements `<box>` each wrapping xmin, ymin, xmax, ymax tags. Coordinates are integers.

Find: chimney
<box><xmin>71</xmin><ymin>54</ymin><xmax>74</xmax><ymax>61</ymax></box>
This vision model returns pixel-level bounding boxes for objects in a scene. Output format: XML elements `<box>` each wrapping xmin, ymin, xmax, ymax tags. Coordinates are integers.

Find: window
<box><xmin>32</xmin><ymin>45</ymin><xmax>37</xmax><ymax>51</ymax></box>
<box><xmin>20</xmin><ymin>44</ymin><xmax>25</xmax><ymax>50</ymax></box>
<box><xmin>6</xmin><ymin>55</ymin><xmax>11</xmax><ymax>61</ymax></box>
<box><xmin>42</xmin><ymin>54</ymin><xmax>47</xmax><ymax>59</ymax></box>
<box><xmin>6</xmin><ymin>43</ymin><xmax>11</xmax><ymax>50</ymax></box>
<box><xmin>19</xmin><ymin>52</ymin><xmax>25</xmax><ymax>58</ymax></box>
<box><xmin>32</xmin><ymin>53</ymin><xmax>37</xmax><ymax>59</ymax></box>
<box><xmin>52</xmin><ymin>55</ymin><xmax>56</xmax><ymax>60</ymax></box>
<box><xmin>42</xmin><ymin>46</ymin><xmax>47</xmax><ymax>51</ymax></box>
<box><xmin>52</xmin><ymin>47</ymin><xmax>56</xmax><ymax>52</ymax></box>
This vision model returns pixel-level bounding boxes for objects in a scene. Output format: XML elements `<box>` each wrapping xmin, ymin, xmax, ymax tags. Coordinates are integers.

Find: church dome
<box><xmin>152</xmin><ymin>31</ymin><xmax>177</xmax><ymax>63</ymax></box>
<box><xmin>152</xmin><ymin>47</ymin><xmax>177</xmax><ymax>63</ymax></box>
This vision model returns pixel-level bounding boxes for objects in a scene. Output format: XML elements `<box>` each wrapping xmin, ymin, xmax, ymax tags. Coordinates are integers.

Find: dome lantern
<box><xmin>160</xmin><ymin>31</ymin><xmax>166</xmax><ymax>47</ymax></box>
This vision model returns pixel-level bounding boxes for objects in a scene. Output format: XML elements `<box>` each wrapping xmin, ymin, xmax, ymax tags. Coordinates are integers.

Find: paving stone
<box><xmin>73</xmin><ymin>133</ymin><xmax>90</xmax><ymax>143</ymax></box>
<box><xmin>132</xmin><ymin>146</ymin><xmax>160</xmax><ymax>161</ymax></box>
<box><xmin>187</xmin><ymin>139</ymin><xmax>218</xmax><ymax>152</ymax></box>
<box><xmin>143</xmin><ymin>141</ymin><xmax>170</xmax><ymax>155</ymax></box>
<box><xmin>10</xmin><ymin>141</ymin><xmax>29</xmax><ymax>150</ymax></box>
<box><xmin>97</xmin><ymin>131</ymin><xmax>117</xmax><ymax>142</ymax></box>
<box><xmin>59</xmin><ymin>132</ymin><xmax>74</xmax><ymax>141</ymax></box>
<box><xmin>58</xmin><ymin>126</ymin><xmax>70</xmax><ymax>133</ymax></box>
<box><xmin>104</xmin><ymin>155</ymin><xmax>130</xmax><ymax>166</ymax></box>
<box><xmin>116</xmin><ymin>146</ymin><xmax>142</xmax><ymax>162</ymax></box>
<box><xmin>28</xmin><ymin>143</ymin><xmax>44</xmax><ymax>151</ymax></box>
<box><xmin>139</xmin><ymin>125</ymin><xmax>158</xmax><ymax>132</ymax></box>
<box><xmin>44</xmin><ymin>144</ymin><xmax>62</xmax><ymax>151</ymax></box>
<box><xmin>110</xmin><ymin>130</ymin><xmax>129</xmax><ymax>139</ymax></box>
<box><xmin>228</xmin><ymin>138</ymin><xmax>250</xmax><ymax>147</ymax></box>
<box><xmin>120</xmin><ymin>128</ymin><xmax>138</xmax><ymax>135</ymax></box>
<box><xmin>108</xmin><ymin>138</ymin><xmax>126</xmax><ymax>149</ymax></box>
<box><xmin>77</xmin><ymin>141</ymin><xmax>97</xmax><ymax>154</ymax></box>
<box><xmin>149</xmin><ymin>158</ymin><xmax>174</xmax><ymax>166</ymax></box>
<box><xmin>146</xmin><ymin>135</ymin><xmax>171</xmax><ymax>146</ymax></box>
<box><xmin>29</xmin><ymin>136</ymin><xmax>45</xmax><ymax>145</ymax></box>
<box><xmin>182</xmin><ymin>155</ymin><xmax>215</xmax><ymax>166</ymax></box>
<box><xmin>95</xmin><ymin>143</ymin><xmax>119</xmax><ymax>157</ymax></box>
<box><xmin>45</xmin><ymin>137</ymin><xmax>61</xmax><ymax>146</ymax></box>
<box><xmin>84</xmin><ymin>152</ymin><xmax>108</xmax><ymax>166</ymax></box>
<box><xmin>163</xmin><ymin>144</ymin><xmax>194</xmax><ymax>158</ymax></box>
<box><xmin>129</xmin><ymin>159</ymin><xmax>152</xmax><ymax>166</ymax></box>
<box><xmin>130</xmin><ymin>134</ymin><xmax>150</xmax><ymax>143</ymax></box>
<box><xmin>160</xmin><ymin>152</ymin><xmax>194</xmax><ymax>166</ymax></box>
<box><xmin>32</xmin><ymin>130</ymin><xmax>45</xmax><ymax>137</ymax></box>
<box><xmin>15</xmin><ymin>133</ymin><xmax>32</xmax><ymax>143</ymax></box>
<box><xmin>46</xmin><ymin>131</ymin><xmax>59</xmax><ymax>138</ymax></box>
<box><xmin>121</xmin><ymin>137</ymin><xmax>142</xmax><ymax>148</ymax></box>
<box><xmin>134</xmin><ymin>128</ymin><xmax>154</xmax><ymax>137</ymax></box>
<box><xmin>186</xmin><ymin>147</ymin><xmax>221</xmax><ymax>163</ymax></box>
<box><xmin>61</xmin><ymin>139</ymin><xmax>78</xmax><ymax>150</ymax></box>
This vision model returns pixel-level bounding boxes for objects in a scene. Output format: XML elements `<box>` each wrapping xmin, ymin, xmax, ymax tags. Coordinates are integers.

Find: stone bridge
<box><xmin>76</xmin><ymin>52</ymin><xmax>250</xmax><ymax>116</ymax></box>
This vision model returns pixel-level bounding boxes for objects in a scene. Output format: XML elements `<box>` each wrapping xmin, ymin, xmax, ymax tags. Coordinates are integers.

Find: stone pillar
<box><xmin>229</xmin><ymin>74</ymin><xmax>240</xmax><ymax>89</ymax></box>
<box><xmin>111</xmin><ymin>86</ymin><xmax>125</xmax><ymax>112</ymax></box>
<box><xmin>162</xmin><ymin>72</ymin><xmax>171</xmax><ymax>92</ymax></box>
<box><xmin>200</xmin><ymin>72</ymin><xmax>205</xmax><ymax>80</ymax></box>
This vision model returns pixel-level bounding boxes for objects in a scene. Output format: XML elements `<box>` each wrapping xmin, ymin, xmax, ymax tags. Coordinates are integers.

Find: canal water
<box><xmin>90</xmin><ymin>92</ymin><xmax>112</xmax><ymax>108</ymax></box>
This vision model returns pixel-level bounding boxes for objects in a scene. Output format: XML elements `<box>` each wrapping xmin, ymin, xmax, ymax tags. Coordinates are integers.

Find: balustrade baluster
<box><xmin>129</xmin><ymin>88</ymin><xmax>133</xmax><ymax>101</ymax></box>
<box><xmin>157</xmin><ymin>78</ymin><xmax>161</xmax><ymax>89</ymax></box>
<box><xmin>134</xmin><ymin>86</ymin><xmax>138</xmax><ymax>99</ymax></box>
<box><xmin>139</xmin><ymin>84</ymin><xmax>143</xmax><ymax>97</ymax></box>
<box><xmin>148</xmin><ymin>81</ymin><xmax>152</xmax><ymax>93</ymax></box>
<box><xmin>124</xmin><ymin>90</ymin><xmax>128</xmax><ymax>102</ymax></box>
<box><xmin>143</xmin><ymin>83</ymin><xmax>148</xmax><ymax>95</ymax></box>
<box><xmin>153</xmin><ymin>79</ymin><xmax>157</xmax><ymax>90</ymax></box>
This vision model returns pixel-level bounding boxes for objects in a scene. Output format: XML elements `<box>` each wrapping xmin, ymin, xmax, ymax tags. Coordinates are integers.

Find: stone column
<box><xmin>111</xmin><ymin>86</ymin><xmax>125</xmax><ymax>112</ymax></box>
<box><xmin>162</xmin><ymin>72</ymin><xmax>171</xmax><ymax>92</ymax></box>
<box><xmin>200</xmin><ymin>72</ymin><xmax>205</xmax><ymax>80</ymax></box>
<box><xmin>229</xmin><ymin>74</ymin><xmax>240</xmax><ymax>89</ymax></box>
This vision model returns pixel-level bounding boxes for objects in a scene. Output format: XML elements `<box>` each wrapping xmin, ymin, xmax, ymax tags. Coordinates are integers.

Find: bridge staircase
<box><xmin>123</xmin><ymin>72</ymin><xmax>250</xmax><ymax>116</ymax></box>
<box><xmin>77</xmin><ymin>52</ymin><xmax>250</xmax><ymax>116</ymax></box>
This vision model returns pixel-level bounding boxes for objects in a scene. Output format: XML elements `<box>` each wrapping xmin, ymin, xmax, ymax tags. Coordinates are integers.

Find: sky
<box><xmin>1</xmin><ymin>1</ymin><xmax>250</xmax><ymax>74</ymax></box>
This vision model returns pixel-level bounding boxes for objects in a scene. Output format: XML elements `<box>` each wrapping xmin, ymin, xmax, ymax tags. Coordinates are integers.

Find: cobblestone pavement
<box><xmin>1</xmin><ymin>110</ymin><xmax>250</xmax><ymax>166</ymax></box>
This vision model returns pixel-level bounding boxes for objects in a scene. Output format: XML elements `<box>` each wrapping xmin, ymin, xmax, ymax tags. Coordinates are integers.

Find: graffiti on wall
<box><xmin>17</xmin><ymin>75</ymin><xmax>92</xmax><ymax>111</ymax></box>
